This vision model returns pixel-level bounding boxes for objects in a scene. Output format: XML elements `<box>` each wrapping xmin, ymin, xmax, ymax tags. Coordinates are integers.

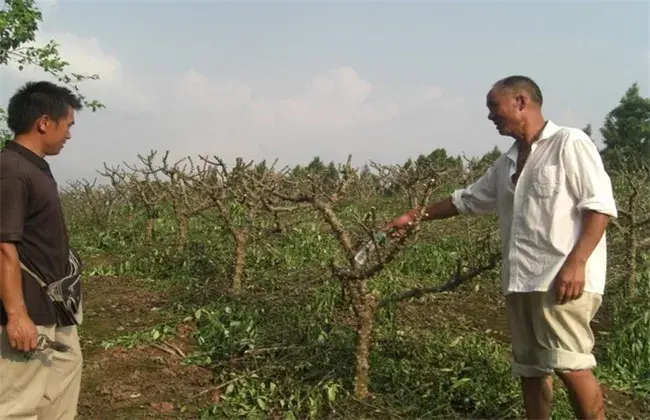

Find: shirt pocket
<box><xmin>530</xmin><ymin>164</ymin><xmax>560</xmax><ymax>198</ymax></box>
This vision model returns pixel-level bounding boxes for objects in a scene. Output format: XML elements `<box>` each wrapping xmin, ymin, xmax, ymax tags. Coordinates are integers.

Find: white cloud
<box><xmin>170</xmin><ymin>66</ymin><xmax>440</xmax><ymax>131</ymax></box>
<box><xmin>50</xmin><ymin>33</ymin><xmax>122</xmax><ymax>83</ymax></box>
<box><xmin>269</xmin><ymin>67</ymin><xmax>398</xmax><ymax>129</ymax></box>
<box><xmin>144</xmin><ymin>66</ymin><xmax>455</xmax><ymax>167</ymax></box>
<box><xmin>0</xmin><ymin>31</ymin><xmax>525</xmax><ymax>183</ymax></box>
<box><xmin>0</xmin><ymin>45</ymin><xmax>493</xmax><ymax>183</ymax></box>
<box><xmin>3</xmin><ymin>32</ymin><xmax>121</xmax><ymax>83</ymax></box>
<box><xmin>1</xmin><ymin>31</ymin><xmax>154</xmax><ymax>114</ymax></box>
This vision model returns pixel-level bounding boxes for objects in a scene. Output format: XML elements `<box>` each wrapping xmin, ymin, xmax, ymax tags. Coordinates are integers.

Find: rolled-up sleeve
<box><xmin>451</xmin><ymin>164</ymin><xmax>499</xmax><ymax>215</ymax></box>
<box><xmin>561</xmin><ymin>134</ymin><xmax>618</xmax><ymax>218</ymax></box>
<box><xmin>0</xmin><ymin>175</ymin><xmax>28</xmax><ymax>243</ymax></box>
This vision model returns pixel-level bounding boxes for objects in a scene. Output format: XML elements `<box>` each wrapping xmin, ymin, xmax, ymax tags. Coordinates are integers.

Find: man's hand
<box><xmin>382</xmin><ymin>197</ymin><xmax>459</xmax><ymax>238</ymax></box>
<box><xmin>6</xmin><ymin>311</ymin><xmax>38</xmax><ymax>353</ymax></box>
<box><xmin>382</xmin><ymin>209</ymin><xmax>418</xmax><ymax>237</ymax></box>
<box><xmin>554</xmin><ymin>258</ymin><xmax>586</xmax><ymax>304</ymax></box>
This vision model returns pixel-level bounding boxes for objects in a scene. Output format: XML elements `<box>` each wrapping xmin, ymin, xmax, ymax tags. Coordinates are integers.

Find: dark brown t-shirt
<box><xmin>0</xmin><ymin>141</ymin><xmax>70</xmax><ymax>326</ymax></box>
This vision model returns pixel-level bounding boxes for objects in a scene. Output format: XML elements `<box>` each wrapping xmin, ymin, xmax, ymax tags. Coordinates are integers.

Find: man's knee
<box><xmin>521</xmin><ymin>375</ymin><xmax>553</xmax><ymax>388</ymax></box>
<box><xmin>554</xmin><ymin>368</ymin><xmax>599</xmax><ymax>387</ymax></box>
<box><xmin>511</xmin><ymin>360</ymin><xmax>553</xmax><ymax>378</ymax></box>
<box><xmin>554</xmin><ymin>369</ymin><xmax>604</xmax><ymax>419</ymax></box>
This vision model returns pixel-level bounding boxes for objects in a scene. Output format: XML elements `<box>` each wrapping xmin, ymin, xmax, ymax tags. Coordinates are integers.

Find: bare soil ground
<box><xmin>76</xmin><ymin>276</ymin><xmax>215</xmax><ymax>419</ymax></box>
<box><xmin>76</xmin><ymin>276</ymin><xmax>648</xmax><ymax>419</ymax></box>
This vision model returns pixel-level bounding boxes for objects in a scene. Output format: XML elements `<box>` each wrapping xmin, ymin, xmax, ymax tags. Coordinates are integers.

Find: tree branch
<box><xmin>378</xmin><ymin>252</ymin><xmax>501</xmax><ymax>308</ymax></box>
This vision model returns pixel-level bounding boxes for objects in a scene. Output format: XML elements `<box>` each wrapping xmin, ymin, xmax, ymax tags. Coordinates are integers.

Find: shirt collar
<box><xmin>3</xmin><ymin>140</ymin><xmax>52</xmax><ymax>173</ymax></box>
<box><xmin>505</xmin><ymin>120</ymin><xmax>562</xmax><ymax>163</ymax></box>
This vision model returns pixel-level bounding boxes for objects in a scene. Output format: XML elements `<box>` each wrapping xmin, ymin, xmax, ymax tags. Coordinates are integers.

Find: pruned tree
<box><xmin>249</xmin><ymin>154</ymin><xmax>501</xmax><ymax>399</ymax></box>
<box><xmin>124</xmin><ymin>151</ymin><xmax>220</xmax><ymax>250</ymax></box>
<box><xmin>175</xmin><ymin>155</ymin><xmax>269</xmax><ymax>293</ymax></box>
<box><xmin>60</xmin><ymin>178</ymin><xmax>121</xmax><ymax>227</ymax></box>
<box><xmin>598</xmin><ymin>84</ymin><xmax>650</xmax><ymax>297</ymax></box>
<box><xmin>370</xmin><ymin>157</ymin><xmax>460</xmax><ymax>209</ymax></box>
<box><xmin>99</xmin><ymin>158</ymin><xmax>167</xmax><ymax>243</ymax></box>
<box><xmin>608</xmin><ymin>153</ymin><xmax>650</xmax><ymax>297</ymax></box>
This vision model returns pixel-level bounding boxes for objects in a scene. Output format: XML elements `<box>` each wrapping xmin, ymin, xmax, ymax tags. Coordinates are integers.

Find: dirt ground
<box><xmin>76</xmin><ymin>276</ymin><xmax>216</xmax><ymax>419</ymax></box>
<box><xmin>76</xmin><ymin>276</ymin><xmax>648</xmax><ymax>419</ymax></box>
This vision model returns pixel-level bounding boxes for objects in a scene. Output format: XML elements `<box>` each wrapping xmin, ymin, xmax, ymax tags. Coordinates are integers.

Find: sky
<box><xmin>1</xmin><ymin>0</ymin><xmax>648</xmax><ymax>184</ymax></box>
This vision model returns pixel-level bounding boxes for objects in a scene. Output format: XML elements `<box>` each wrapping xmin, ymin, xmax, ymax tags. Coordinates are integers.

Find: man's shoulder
<box><xmin>1</xmin><ymin>146</ymin><xmax>46</xmax><ymax>181</ymax></box>
<box><xmin>0</xmin><ymin>148</ymin><xmax>24</xmax><ymax>178</ymax></box>
<box><xmin>551</xmin><ymin>125</ymin><xmax>597</xmax><ymax>151</ymax></box>
<box><xmin>553</xmin><ymin>125</ymin><xmax>590</xmax><ymax>140</ymax></box>
<box><xmin>487</xmin><ymin>148</ymin><xmax>513</xmax><ymax>170</ymax></box>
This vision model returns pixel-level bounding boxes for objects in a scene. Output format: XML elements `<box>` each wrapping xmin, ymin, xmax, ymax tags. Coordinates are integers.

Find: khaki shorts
<box><xmin>0</xmin><ymin>324</ymin><xmax>82</xmax><ymax>420</ymax></box>
<box><xmin>505</xmin><ymin>291</ymin><xmax>602</xmax><ymax>377</ymax></box>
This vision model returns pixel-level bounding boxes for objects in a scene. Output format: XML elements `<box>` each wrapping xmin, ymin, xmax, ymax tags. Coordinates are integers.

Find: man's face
<box><xmin>38</xmin><ymin>106</ymin><xmax>75</xmax><ymax>156</ymax></box>
<box><xmin>486</xmin><ymin>87</ymin><xmax>525</xmax><ymax>138</ymax></box>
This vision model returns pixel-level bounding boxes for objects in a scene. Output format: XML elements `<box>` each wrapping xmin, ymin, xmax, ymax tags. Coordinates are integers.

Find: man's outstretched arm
<box><xmin>401</xmin><ymin>196</ymin><xmax>460</xmax><ymax>223</ymax></box>
<box><xmin>385</xmin><ymin>162</ymin><xmax>501</xmax><ymax>232</ymax></box>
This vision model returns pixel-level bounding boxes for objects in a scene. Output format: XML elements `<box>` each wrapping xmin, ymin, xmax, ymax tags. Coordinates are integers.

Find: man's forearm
<box><xmin>0</xmin><ymin>243</ymin><xmax>28</xmax><ymax>317</ymax></box>
<box><xmin>411</xmin><ymin>196</ymin><xmax>459</xmax><ymax>222</ymax></box>
<box><xmin>567</xmin><ymin>210</ymin><xmax>611</xmax><ymax>265</ymax></box>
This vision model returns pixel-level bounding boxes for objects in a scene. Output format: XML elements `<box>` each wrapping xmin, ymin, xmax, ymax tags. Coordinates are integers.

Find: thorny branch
<box><xmin>378</xmin><ymin>251</ymin><xmax>501</xmax><ymax>307</ymax></box>
<box><xmin>607</xmin><ymin>162</ymin><xmax>650</xmax><ymax>296</ymax></box>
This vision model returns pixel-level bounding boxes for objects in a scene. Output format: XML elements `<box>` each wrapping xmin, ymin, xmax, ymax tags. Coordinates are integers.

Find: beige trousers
<box><xmin>505</xmin><ymin>290</ymin><xmax>602</xmax><ymax>377</ymax></box>
<box><xmin>0</xmin><ymin>324</ymin><xmax>82</xmax><ymax>420</ymax></box>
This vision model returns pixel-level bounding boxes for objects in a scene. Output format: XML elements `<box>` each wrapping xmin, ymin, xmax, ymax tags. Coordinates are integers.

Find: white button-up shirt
<box><xmin>451</xmin><ymin>120</ymin><xmax>618</xmax><ymax>295</ymax></box>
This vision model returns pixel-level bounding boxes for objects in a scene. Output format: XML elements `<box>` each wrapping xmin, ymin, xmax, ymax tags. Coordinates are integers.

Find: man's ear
<box><xmin>35</xmin><ymin>115</ymin><xmax>57</xmax><ymax>133</ymax></box>
<box><xmin>515</xmin><ymin>94</ymin><xmax>527</xmax><ymax>111</ymax></box>
<box><xmin>36</xmin><ymin>117</ymin><xmax>47</xmax><ymax>133</ymax></box>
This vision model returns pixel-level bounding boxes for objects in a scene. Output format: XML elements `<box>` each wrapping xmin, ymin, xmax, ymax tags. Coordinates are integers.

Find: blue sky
<box><xmin>1</xmin><ymin>0</ymin><xmax>648</xmax><ymax>183</ymax></box>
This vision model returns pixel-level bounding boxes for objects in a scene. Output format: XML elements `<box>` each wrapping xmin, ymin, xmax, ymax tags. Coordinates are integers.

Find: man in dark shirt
<box><xmin>1</xmin><ymin>81</ymin><xmax>84</xmax><ymax>419</ymax></box>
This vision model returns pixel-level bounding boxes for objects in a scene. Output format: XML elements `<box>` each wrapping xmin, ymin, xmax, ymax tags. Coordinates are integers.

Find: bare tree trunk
<box><xmin>145</xmin><ymin>216</ymin><xmax>155</xmax><ymax>243</ymax></box>
<box><xmin>230</xmin><ymin>229</ymin><xmax>246</xmax><ymax>293</ymax></box>
<box><xmin>625</xmin><ymin>190</ymin><xmax>638</xmax><ymax>298</ymax></box>
<box><xmin>178</xmin><ymin>214</ymin><xmax>189</xmax><ymax>250</ymax></box>
<box><xmin>408</xmin><ymin>191</ymin><xmax>417</xmax><ymax>209</ymax></box>
<box><xmin>627</xmin><ymin>217</ymin><xmax>637</xmax><ymax>297</ymax></box>
<box><xmin>348</xmin><ymin>280</ymin><xmax>378</xmax><ymax>400</ymax></box>
<box><xmin>271</xmin><ymin>211</ymin><xmax>284</xmax><ymax>233</ymax></box>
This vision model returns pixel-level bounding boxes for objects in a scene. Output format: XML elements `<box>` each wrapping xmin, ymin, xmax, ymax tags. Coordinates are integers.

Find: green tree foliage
<box><xmin>0</xmin><ymin>0</ymin><xmax>104</xmax><ymax>148</ymax></box>
<box><xmin>467</xmin><ymin>145</ymin><xmax>502</xmax><ymax>174</ymax></box>
<box><xmin>600</xmin><ymin>83</ymin><xmax>650</xmax><ymax>171</ymax></box>
<box><xmin>415</xmin><ymin>148</ymin><xmax>463</xmax><ymax>171</ymax></box>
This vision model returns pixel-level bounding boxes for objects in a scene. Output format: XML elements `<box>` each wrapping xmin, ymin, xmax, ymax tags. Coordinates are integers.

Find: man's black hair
<box><xmin>6</xmin><ymin>81</ymin><xmax>83</xmax><ymax>135</ymax></box>
<box><xmin>494</xmin><ymin>75</ymin><xmax>543</xmax><ymax>106</ymax></box>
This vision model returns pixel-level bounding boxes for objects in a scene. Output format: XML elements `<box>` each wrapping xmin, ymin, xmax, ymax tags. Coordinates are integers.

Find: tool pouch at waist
<box><xmin>20</xmin><ymin>249</ymin><xmax>83</xmax><ymax>326</ymax></box>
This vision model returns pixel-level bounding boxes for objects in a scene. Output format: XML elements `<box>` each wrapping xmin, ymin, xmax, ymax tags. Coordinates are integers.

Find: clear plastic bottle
<box><xmin>354</xmin><ymin>231</ymin><xmax>389</xmax><ymax>266</ymax></box>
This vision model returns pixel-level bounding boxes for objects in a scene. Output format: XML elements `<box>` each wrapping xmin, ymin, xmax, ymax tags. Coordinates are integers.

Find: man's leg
<box><xmin>0</xmin><ymin>325</ymin><xmax>56</xmax><ymax>420</ymax></box>
<box><xmin>556</xmin><ymin>369</ymin><xmax>604</xmax><ymax>419</ymax></box>
<box><xmin>505</xmin><ymin>293</ymin><xmax>555</xmax><ymax>419</ymax></box>
<box><xmin>521</xmin><ymin>375</ymin><xmax>554</xmax><ymax>420</ymax></box>
<box><xmin>36</xmin><ymin>326</ymin><xmax>83</xmax><ymax>420</ymax></box>
<box><xmin>535</xmin><ymin>291</ymin><xmax>604</xmax><ymax>420</ymax></box>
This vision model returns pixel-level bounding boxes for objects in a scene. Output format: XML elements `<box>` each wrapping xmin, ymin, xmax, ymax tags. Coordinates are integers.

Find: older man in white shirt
<box><xmin>386</xmin><ymin>75</ymin><xmax>616</xmax><ymax>420</ymax></box>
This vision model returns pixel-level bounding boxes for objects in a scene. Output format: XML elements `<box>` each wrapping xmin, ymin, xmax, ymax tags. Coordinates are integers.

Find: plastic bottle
<box><xmin>354</xmin><ymin>231</ymin><xmax>389</xmax><ymax>266</ymax></box>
